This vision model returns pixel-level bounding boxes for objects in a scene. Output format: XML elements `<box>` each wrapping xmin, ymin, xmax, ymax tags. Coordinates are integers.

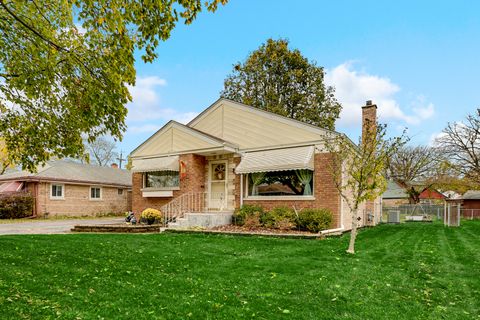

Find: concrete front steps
<box><xmin>168</xmin><ymin>211</ymin><xmax>233</xmax><ymax>229</ymax></box>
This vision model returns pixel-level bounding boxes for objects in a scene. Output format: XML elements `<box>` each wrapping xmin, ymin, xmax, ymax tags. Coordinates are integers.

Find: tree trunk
<box><xmin>347</xmin><ymin>208</ymin><xmax>358</xmax><ymax>254</ymax></box>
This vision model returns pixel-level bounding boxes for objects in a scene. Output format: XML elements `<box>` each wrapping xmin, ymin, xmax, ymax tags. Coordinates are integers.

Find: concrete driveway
<box><xmin>0</xmin><ymin>217</ymin><xmax>124</xmax><ymax>235</ymax></box>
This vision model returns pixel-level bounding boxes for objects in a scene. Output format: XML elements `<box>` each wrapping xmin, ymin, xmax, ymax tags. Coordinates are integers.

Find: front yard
<box><xmin>0</xmin><ymin>221</ymin><xmax>479</xmax><ymax>319</ymax></box>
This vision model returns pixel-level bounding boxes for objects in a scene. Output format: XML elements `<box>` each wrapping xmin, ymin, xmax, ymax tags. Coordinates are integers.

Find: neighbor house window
<box><xmin>50</xmin><ymin>184</ymin><xmax>64</xmax><ymax>199</ymax></box>
<box><xmin>118</xmin><ymin>189</ymin><xmax>123</xmax><ymax>195</ymax></box>
<box><xmin>144</xmin><ymin>171</ymin><xmax>179</xmax><ymax>189</ymax></box>
<box><xmin>90</xmin><ymin>187</ymin><xmax>102</xmax><ymax>200</ymax></box>
<box><xmin>246</xmin><ymin>169</ymin><xmax>314</xmax><ymax>197</ymax></box>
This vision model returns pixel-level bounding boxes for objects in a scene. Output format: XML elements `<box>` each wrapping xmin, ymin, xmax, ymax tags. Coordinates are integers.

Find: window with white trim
<box><xmin>50</xmin><ymin>184</ymin><xmax>64</xmax><ymax>199</ymax></box>
<box><xmin>90</xmin><ymin>187</ymin><xmax>102</xmax><ymax>200</ymax></box>
<box><xmin>246</xmin><ymin>169</ymin><xmax>314</xmax><ymax>197</ymax></box>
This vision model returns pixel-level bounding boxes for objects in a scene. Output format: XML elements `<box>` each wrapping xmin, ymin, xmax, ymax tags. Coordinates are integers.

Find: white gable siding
<box><xmin>190</xmin><ymin>101</ymin><xmax>325</xmax><ymax>149</ymax></box>
<box><xmin>131</xmin><ymin>124</ymin><xmax>222</xmax><ymax>158</ymax></box>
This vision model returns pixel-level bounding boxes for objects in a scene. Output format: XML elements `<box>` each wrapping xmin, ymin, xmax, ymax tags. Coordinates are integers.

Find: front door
<box><xmin>209</xmin><ymin>161</ymin><xmax>227</xmax><ymax>210</ymax></box>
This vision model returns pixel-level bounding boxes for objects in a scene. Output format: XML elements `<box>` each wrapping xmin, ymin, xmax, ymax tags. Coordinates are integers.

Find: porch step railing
<box><xmin>160</xmin><ymin>192</ymin><xmax>226</xmax><ymax>226</ymax></box>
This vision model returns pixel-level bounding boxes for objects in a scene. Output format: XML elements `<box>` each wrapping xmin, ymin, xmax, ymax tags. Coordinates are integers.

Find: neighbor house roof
<box><xmin>0</xmin><ymin>160</ymin><xmax>131</xmax><ymax>187</ymax></box>
<box><xmin>382</xmin><ymin>180</ymin><xmax>409</xmax><ymax>199</ymax></box>
<box><xmin>462</xmin><ymin>190</ymin><xmax>480</xmax><ymax>200</ymax></box>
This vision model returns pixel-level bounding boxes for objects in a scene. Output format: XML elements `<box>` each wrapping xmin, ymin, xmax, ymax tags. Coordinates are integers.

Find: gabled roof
<box><xmin>382</xmin><ymin>180</ymin><xmax>409</xmax><ymax>199</ymax></box>
<box><xmin>130</xmin><ymin>120</ymin><xmax>237</xmax><ymax>158</ymax></box>
<box><xmin>0</xmin><ymin>160</ymin><xmax>131</xmax><ymax>187</ymax></box>
<box><xmin>188</xmin><ymin>98</ymin><xmax>338</xmax><ymax>136</ymax></box>
<box><xmin>130</xmin><ymin>98</ymin><xmax>358</xmax><ymax>158</ymax></box>
<box><xmin>462</xmin><ymin>190</ymin><xmax>480</xmax><ymax>200</ymax></box>
<box><xmin>187</xmin><ymin>98</ymin><xmax>344</xmax><ymax>150</ymax></box>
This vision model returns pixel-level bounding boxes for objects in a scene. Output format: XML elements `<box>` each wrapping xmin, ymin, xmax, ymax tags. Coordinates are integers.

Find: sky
<box><xmin>118</xmin><ymin>0</ymin><xmax>480</xmax><ymax>156</ymax></box>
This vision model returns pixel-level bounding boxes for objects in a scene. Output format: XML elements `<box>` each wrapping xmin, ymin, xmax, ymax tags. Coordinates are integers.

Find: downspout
<box><xmin>239</xmin><ymin>174</ymin><xmax>243</xmax><ymax>207</ymax></box>
<box><xmin>34</xmin><ymin>182</ymin><xmax>39</xmax><ymax>217</ymax></box>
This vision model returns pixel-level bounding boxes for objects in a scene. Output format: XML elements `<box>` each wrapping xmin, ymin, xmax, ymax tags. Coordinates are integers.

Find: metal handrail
<box><xmin>160</xmin><ymin>192</ymin><xmax>226</xmax><ymax>226</ymax></box>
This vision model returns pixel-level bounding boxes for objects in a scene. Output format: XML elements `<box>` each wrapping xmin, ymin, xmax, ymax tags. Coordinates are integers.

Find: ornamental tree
<box><xmin>435</xmin><ymin>109</ymin><xmax>480</xmax><ymax>184</ymax></box>
<box><xmin>325</xmin><ymin>122</ymin><xmax>405</xmax><ymax>254</ymax></box>
<box><xmin>221</xmin><ymin>38</ymin><xmax>342</xmax><ymax>131</ymax></box>
<box><xmin>0</xmin><ymin>0</ymin><xmax>226</xmax><ymax>172</ymax></box>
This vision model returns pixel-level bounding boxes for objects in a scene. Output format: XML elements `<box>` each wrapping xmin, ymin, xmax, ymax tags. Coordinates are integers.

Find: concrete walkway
<box><xmin>0</xmin><ymin>217</ymin><xmax>124</xmax><ymax>235</ymax></box>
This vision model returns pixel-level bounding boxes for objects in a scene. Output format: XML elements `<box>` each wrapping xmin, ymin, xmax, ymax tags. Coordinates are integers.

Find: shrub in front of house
<box><xmin>233</xmin><ymin>204</ymin><xmax>265</xmax><ymax>227</ymax></box>
<box><xmin>0</xmin><ymin>192</ymin><xmax>34</xmax><ymax>219</ymax></box>
<box><xmin>141</xmin><ymin>208</ymin><xmax>162</xmax><ymax>225</ymax></box>
<box><xmin>296</xmin><ymin>208</ymin><xmax>333</xmax><ymax>233</ymax></box>
<box><xmin>262</xmin><ymin>206</ymin><xmax>297</xmax><ymax>230</ymax></box>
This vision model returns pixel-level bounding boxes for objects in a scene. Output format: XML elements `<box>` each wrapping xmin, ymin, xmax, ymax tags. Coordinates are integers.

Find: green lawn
<box><xmin>0</xmin><ymin>222</ymin><xmax>479</xmax><ymax>319</ymax></box>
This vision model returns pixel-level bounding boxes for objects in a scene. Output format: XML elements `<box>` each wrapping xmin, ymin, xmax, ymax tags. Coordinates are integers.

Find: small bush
<box><xmin>0</xmin><ymin>192</ymin><xmax>34</xmax><ymax>219</ymax></box>
<box><xmin>233</xmin><ymin>205</ymin><xmax>265</xmax><ymax>226</ymax></box>
<box><xmin>297</xmin><ymin>208</ymin><xmax>333</xmax><ymax>233</ymax></box>
<box><xmin>141</xmin><ymin>208</ymin><xmax>162</xmax><ymax>224</ymax></box>
<box><xmin>262</xmin><ymin>206</ymin><xmax>297</xmax><ymax>230</ymax></box>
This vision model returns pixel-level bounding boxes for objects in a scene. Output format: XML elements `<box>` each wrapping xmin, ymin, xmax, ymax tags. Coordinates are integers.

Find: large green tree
<box><xmin>221</xmin><ymin>38</ymin><xmax>341</xmax><ymax>130</ymax></box>
<box><xmin>0</xmin><ymin>0</ymin><xmax>226</xmax><ymax>172</ymax></box>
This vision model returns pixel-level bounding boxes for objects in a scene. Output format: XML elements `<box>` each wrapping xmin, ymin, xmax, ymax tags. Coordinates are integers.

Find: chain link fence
<box><xmin>381</xmin><ymin>203</ymin><xmax>445</xmax><ymax>223</ymax></box>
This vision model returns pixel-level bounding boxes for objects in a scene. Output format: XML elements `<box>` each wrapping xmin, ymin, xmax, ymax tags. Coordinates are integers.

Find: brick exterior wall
<box><xmin>234</xmin><ymin>153</ymin><xmax>342</xmax><ymax>228</ymax></box>
<box><xmin>132</xmin><ymin>154</ymin><xmax>206</xmax><ymax>217</ymax></box>
<box><xmin>32</xmin><ymin>182</ymin><xmax>129</xmax><ymax>217</ymax></box>
<box><xmin>362</xmin><ymin>102</ymin><xmax>377</xmax><ymax>226</ymax></box>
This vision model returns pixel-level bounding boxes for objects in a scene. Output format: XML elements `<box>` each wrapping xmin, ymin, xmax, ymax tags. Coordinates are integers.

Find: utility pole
<box><xmin>117</xmin><ymin>150</ymin><xmax>126</xmax><ymax>169</ymax></box>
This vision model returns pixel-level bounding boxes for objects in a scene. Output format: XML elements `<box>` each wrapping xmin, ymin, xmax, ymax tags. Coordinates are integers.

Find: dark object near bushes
<box><xmin>0</xmin><ymin>192</ymin><xmax>34</xmax><ymax>219</ymax></box>
<box><xmin>233</xmin><ymin>205</ymin><xmax>265</xmax><ymax>227</ymax></box>
<box><xmin>262</xmin><ymin>206</ymin><xmax>297</xmax><ymax>230</ymax></box>
<box><xmin>297</xmin><ymin>208</ymin><xmax>332</xmax><ymax>233</ymax></box>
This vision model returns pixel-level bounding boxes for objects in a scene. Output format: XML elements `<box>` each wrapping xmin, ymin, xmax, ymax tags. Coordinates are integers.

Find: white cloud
<box><xmin>325</xmin><ymin>62</ymin><xmax>435</xmax><ymax>127</ymax></box>
<box><xmin>429</xmin><ymin>132</ymin><xmax>445</xmax><ymax>146</ymax></box>
<box><xmin>126</xmin><ymin>76</ymin><xmax>168</xmax><ymax>121</ymax></box>
<box><xmin>125</xmin><ymin>76</ymin><xmax>198</xmax><ymax>134</ymax></box>
<box><xmin>128</xmin><ymin>124</ymin><xmax>162</xmax><ymax>134</ymax></box>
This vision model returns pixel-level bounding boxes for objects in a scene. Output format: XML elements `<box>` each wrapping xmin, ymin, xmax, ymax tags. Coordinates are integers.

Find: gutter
<box><xmin>0</xmin><ymin>177</ymin><xmax>131</xmax><ymax>188</ymax></box>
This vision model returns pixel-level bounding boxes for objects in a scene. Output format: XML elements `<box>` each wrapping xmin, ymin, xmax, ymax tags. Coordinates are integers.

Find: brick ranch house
<box><xmin>130</xmin><ymin>98</ymin><xmax>382</xmax><ymax>230</ymax></box>
<box><xmin>0</xmin><ymin>160</ymin><xmax>132</xmax><ymax>217</ymax></box>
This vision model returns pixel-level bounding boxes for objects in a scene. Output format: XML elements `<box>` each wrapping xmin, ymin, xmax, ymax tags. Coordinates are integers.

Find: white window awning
<box><xmin>235</xmin><ymin>146</ymin><xmax>315</xmax><ymax>174</ymax></box>
<box><xmin>132</xmin><ymin>156</ymin><xmax>179</xmax><ymax>173</ymax></box>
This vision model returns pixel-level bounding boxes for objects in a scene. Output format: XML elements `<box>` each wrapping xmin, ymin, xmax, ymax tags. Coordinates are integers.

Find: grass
<box><xmin>0</xmin><ymin>222</ymin><xmax>479</xmax><ymax>319</ymax></box>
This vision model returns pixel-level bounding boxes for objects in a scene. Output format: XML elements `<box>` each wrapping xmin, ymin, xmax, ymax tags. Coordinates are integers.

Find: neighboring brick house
<box><xmin>130</xmin><ymin>98</ymin><xmax>382</xmax><ymax>230</ymax></box>
<box><xmin>0</xmin><ymin>160</ymin><xmax>132</xmax><ymax>217</ymax></box>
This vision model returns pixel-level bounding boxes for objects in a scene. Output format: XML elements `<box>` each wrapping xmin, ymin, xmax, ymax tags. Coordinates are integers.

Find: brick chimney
<box><xmin>361</xmin><ymin>100</ymin><xmax>378</xmax><ymax>226</ymax></box>
<box><xmin>362</xmin><ymin>100</ymin><xmax>377</xmax><ymax>146</ymax></box>
<box><xmin>111</xmin><ymin>163</ymin><xmax>119</xmax><ymax>169</ymax></box>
